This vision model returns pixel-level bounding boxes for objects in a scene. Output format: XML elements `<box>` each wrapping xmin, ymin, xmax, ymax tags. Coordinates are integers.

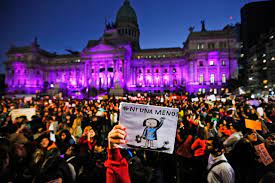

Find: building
<box><xmin>240</xmin><ymin>0</ymin><xmax>275</xmax><ymax>91</ymax></box>
<box><xmin>246</xmin><ymin>30</ymin><xmax>275</xmax><ymax>93</ymax></box>
<box><xmin>5</xmin><ymin>0</ymin><xmax>239</xmax><ymax>96</ymax></box>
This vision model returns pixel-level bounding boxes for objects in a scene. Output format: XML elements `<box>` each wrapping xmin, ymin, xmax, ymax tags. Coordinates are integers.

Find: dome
<box><xmin>116</xmin><ymin>0</ymin><xmax>138</xmax><ymax>26</ymax></box>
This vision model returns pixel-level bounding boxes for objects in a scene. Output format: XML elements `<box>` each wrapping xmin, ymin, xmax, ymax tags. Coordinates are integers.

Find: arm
<box><xmin>104</xmin><ymin>125</ymin><xmax>130</xmax><ymax>183</ymax></box>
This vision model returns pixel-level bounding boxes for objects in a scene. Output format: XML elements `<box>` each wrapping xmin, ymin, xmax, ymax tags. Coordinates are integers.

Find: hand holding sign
<box><xmin>108</xmin><ymin>124</ymin><xmax>127</xmax><ymax>149</ymax></box>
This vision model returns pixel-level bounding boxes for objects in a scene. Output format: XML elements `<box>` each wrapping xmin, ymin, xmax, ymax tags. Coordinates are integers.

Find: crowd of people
<box><xmin>0</xmin><ymin>93</ymin><xmax>274</xmax><ymax>183</ymax></box>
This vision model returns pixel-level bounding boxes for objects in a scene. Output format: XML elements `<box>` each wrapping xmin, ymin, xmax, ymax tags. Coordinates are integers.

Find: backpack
<box><xmin>203</xmin><ymin>160</ymin><xmax>227</xmax><ymax>183</ymax></box>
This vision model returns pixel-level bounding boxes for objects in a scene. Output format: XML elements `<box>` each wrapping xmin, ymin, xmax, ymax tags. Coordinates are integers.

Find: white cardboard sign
<box><xmin>10</xmin><ymin>108</ymin><xmax>36</xmax><ymax>121</ymax></box>
<box><xmin>119</xmin><ymin>102</ymin><xmax>179</xmax><ymax>154</ymax></box>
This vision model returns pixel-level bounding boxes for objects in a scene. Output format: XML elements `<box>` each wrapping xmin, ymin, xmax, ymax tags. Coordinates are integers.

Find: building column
<box><xmin>152</xmin><ymin>66</ymin><xmax>154</xmax><ymax>86</ymax></box>
<box><xmin>160</xmin><ymin>66</ymin><xmax>164</xmax><ymax>86</ymax></box>
<box><xmin>169</xmin><ymin>66</ymin><xmax>172</xmax><ymax>86</ymax></box>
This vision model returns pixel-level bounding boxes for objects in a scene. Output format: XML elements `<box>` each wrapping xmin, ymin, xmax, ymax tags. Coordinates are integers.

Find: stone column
<box><xmin>105</xmin><ymin>62</ymin><xmax>108</xmax><ymax>88</ymax></box>
<box><xmin>169</xmin><ymin>66</ymin><xmax>172</xmax><ymax>86</ymax></box>
<box><xmin>151</xmin><ymin>66</ymin><xmax>154</xmax><ymax>86</ymax></box>
<box><xmin>160</xmin><ymin>66</ymin><xmax>164</xmax><ymax>86</ymax></box>
<box><xmin>143</xmin><ymin>66</ymin><xmax>146</xmax><ymax>86</ymax></box>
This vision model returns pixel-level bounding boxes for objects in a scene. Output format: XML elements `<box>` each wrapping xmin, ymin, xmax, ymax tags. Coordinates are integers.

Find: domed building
<box><xmin>5</xmin><ymin>0</ymin><xmax>239</xmax><ymax>97</ymax></box>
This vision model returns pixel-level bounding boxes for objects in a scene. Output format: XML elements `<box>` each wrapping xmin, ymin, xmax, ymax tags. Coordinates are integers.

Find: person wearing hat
<box><xmin>9</xmin><ymin>133</ymin><xmax>35</xmax><ymax>182</ymax></box>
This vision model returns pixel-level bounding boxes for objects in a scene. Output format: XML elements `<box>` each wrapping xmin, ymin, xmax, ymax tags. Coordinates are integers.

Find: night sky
<box><xmin>0</xmin><ymin>0</ymin><xmax>258</xmax><ymax>73</ymax></box>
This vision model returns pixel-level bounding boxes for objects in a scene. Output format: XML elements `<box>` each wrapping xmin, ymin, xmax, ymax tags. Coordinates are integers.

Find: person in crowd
<box><xmin>71</xmin><ymin>116</ymin><xmax>83</xmax><ymax>142</ymax></box>
<box><xmin>56</xmin><ymin>129</ymin><xmax>75</xmax><ymax>155</ymax></box>
<box><xmin>104</xmin><ymin>124</ymin><xmax>130</xmax><ymax>183</ymax></box>
<box><xmin>206</xmin><ymin>137</ymin><xmax>235</xmax><ymax>183</ymax></box>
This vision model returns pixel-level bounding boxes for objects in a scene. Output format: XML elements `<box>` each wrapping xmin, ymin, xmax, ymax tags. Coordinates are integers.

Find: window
<box><xmin>219</xmin><ymin>41</ymin><xmax>227</xmax><ymax>48</ymax></box>
<box><xmin>197</xmin><ymin>43</ymin><xmax>204</xmax><ymax>50</ymax></box>
<box><xmin>222</xmin><ymin>74</ymin><xmax>226</xmax><ymax>83</ymax></box>
<box><xmin>199</xmin><ymin>74</ymin><xmax>204</xmax><ymax>83</ymax></box>
<box><xmin>209</xmin><ymin>60</ymin><xmax>214</xmax><ymax>66</ymax></box>
<box><xmin>156</xmin><ymin>69</ymin><xmax>159</xmax><ymax>73</ymax></box>
<box><xmin>210</xmin><ymin>74</ymin><xmax>215</xmax><ymax>83</ymax></box>
<box><xmin>173</xmin><ymin>68</ymin><xmax>176</xmax><ymax>73</ymax></box>
<box><xmin>208</xmin><ymin>42</ymin><xmax>215</xmax><ymax>49</ymax></box>
<box><xmin>164</xmin><ymin>69</ymin><xmax>168</xmax><ymax>73</ymax></box>
<box><xmin>99</xmin><ymin>68</ymin><xmax>105</xmax><ymax>72</ymax></box>
<box><xmin>91</xmin><ymin>69</ymin><xmax>94</xmax><ymax>73</ymax></box>
<box><xmin>107</xmin><ymin>68</ymin><xmax>113</xmax><ymax>72</ymax></box>
<box><xmin>147</xmin><ymin>69</ymin><xmax>150</xmax><ymax>73</ymax></box>
<box><xmin>139</xmin><ymin>69</ymin><xmax>142</xmax><ymax>73</ymax></box>
<box><xmin>222</xmin><ymin>60</ymin><xmax>226</xmax><ymax>66</ymax></box>
<box><xmin>199</xmin><ymin>61</ymin><xmax>204</xmax><ymax>67</ymax></box>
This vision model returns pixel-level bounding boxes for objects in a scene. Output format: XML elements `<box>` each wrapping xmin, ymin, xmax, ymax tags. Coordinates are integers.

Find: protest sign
<box><xmin>245</xmin><ymin>119</ymin><xmax>262</xmax><ymax>131</ymax></box>
<box><xmin>10</xmin><ymin>108</ymin><xmax>36</xmax><ymax>121</ymax></box>
<box><xmin>254</xmin><ymin>143</ymin><xmax>273</xmax><ymax>166</ymax></box>
<box><xmin>119</xmin><ymin>102</ymin><xmax>179</xmax><ymax>154</ymax></box>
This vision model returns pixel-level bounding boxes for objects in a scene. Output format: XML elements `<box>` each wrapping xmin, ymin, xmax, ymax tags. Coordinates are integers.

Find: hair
<box><xmin>143</xmin><ymin>118</ymin><xmax>160</xmax><ymax>127</ymax></box>
<box><xmin>208</xmin><ymin>136</ymin><xmax>224</xmax><ymax>152</ymax></box>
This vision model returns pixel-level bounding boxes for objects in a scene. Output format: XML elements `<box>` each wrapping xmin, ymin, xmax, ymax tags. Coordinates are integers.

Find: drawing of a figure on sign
<box><xmin>136</xmin><ymin>117</ymin><xmax>165</xmax><ymax>149</ymax></box>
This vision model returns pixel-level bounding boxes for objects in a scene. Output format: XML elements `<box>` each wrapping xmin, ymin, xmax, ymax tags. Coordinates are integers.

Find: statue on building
<box><xmin>201</xmin><ymin>20</ymin><xmax>206</xmax><ymax>32</ymax></box>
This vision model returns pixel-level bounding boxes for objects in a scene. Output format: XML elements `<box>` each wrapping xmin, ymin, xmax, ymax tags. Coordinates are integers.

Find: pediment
<box><xmin>89</xmin><ymin>42</ymin><xmax>117</xmax><ymax>52</ymax></box>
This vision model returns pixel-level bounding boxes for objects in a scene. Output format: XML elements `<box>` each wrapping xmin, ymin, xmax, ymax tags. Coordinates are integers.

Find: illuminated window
<box><xmin>173</xmin><ymin>68</ymin><xmax>176</xmax><ymax>73</ymax></box>
<box><xmin>137</xmin><ymin>56</ymin><xmax>140</xmax><ymax>59</ymax></box>
<box><xmin>199</xmin><ymin>74</ymin><xmax>204</xmax><ymax>83</ymax></box>
<box><xmin>208</xmin><ymin>42</ymin><xmax>215</xmax><ymax>49</ymax></box>
<box><xmin>263</xmin><ymin>80</ymin><xmax>268</xmax><ymax>84</ymax></box>
<box><xmin>222</xmin><ymin>74</ymin><xmax>226</xmax><ymax>83</ymax></box>
<box><xmin>209</xmin><ymin>60</ymin><xmax>214</xmax><ymax>66</ymax></box>
<box><xmin>210</xmin><ymin>74</ymin><xmax>215</xmax><ymax>83</ymax></box>
<box><xmin>197</xmin><ymin>43</ymin><xmax>204</xmax><ymax>50</ymax></box>
<box><xmin>222</xmin><ymin>60</ymin><xmax>226</xmax><ymax>66</ymax></box>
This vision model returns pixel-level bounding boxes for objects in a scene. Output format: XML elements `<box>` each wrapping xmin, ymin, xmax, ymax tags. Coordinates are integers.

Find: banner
<box><xmin>254</xmin><ymin>143</ymin><xmax>273</xmax><ymax>166</ymax></box>
<box><xmin>245</xmin><ymin>119</ymin><xmax>262</xmax><ymax>131</ymax></box>
<box><xmin>119</xmin><ymin>102</ymin><xmax>179</xmax><ymax>154</ymax></box>
<box><xmin>10</xmin><ymin>108</ymin><xmax>36</xmax><ymax>121</ymax></box>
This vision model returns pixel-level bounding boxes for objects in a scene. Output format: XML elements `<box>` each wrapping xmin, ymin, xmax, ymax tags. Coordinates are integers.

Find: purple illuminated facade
<box><xmin>5</xmin><ymin>0</ymin><xmax>239</xmax><ymax>95</ymax></box>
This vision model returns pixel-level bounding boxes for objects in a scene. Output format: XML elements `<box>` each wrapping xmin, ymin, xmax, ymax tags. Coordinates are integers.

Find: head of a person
<box><xmin>245</xmin><ymin>129</ymin><xmax>258</xmax><ymax>142</ymax></box>
<box><xmin>60</xmin><ymin>130</ymin><xmax>71</xmax><ymax>142</ymax></box>
<box><xmin>9</xmin><ymin>133</ymin><xmax>29</xmax><ymax>158</ymax></box>
<box><xmin>207</xmin><ymin>137</ymin><xmax>225</xmax><ymax>156</ymax></box>
<box><xmin>39</xmin><ymin>134</ymin><xmax>53</xmax><ymax>149</ymax></box>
